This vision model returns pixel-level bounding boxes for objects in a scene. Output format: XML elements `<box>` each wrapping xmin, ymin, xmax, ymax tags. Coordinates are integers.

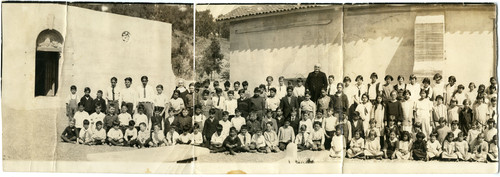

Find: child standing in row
<box><xmin>66</xmin><ymin>85</ymin><xmax>79</xmax><ymax>119</ymax></box>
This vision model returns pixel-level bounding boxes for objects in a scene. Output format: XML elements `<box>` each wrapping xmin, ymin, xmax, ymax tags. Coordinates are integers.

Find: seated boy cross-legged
<box><xmin>107</xmin><ymin>120</ymin><xmax>124</xmax><ymax>146</ymax></box>
<box><xmin>223</xmin><ymin>127</ymin><xmax>247</xmax><ymax>155</ymax></box>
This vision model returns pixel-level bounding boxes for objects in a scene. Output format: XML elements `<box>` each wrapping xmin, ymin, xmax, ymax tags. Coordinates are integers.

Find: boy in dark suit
<box><xmin>80</xmin><ymin>87</ymin><xmax>94</xmax><ymax>114</ymax></box>
<box><xmin>280</xmin><ymin>86</ymin><xmax>299</xmax><ymax>119</ymax></box>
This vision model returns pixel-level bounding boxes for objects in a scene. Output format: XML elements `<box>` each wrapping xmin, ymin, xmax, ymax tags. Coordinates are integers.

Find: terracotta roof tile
<box><xmin>216</xmin><ymin>4</ymin><xmax>323</xmax><ymax>21</ymax></box>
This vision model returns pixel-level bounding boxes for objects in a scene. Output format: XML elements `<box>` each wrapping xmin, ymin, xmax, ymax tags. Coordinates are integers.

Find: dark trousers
<box><xmin>61</xmin><ymin>135</ymin><xmax>76</xmax><ymax>142</ymax></box>
<box><xmin>279</xmin><ymin>142</ymin><xmax>290</xmax><ymax>151</ymax></box>
<box><xmin>325</xmin><ymin>130</ymin><xmax>335</xmax><ymax>150</ymax></box>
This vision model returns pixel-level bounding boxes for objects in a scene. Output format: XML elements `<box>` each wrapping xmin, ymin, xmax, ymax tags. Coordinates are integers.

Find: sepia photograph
<box><xmin>193</xmin><ymin>3</ymin><xmax>498</xmax><ymax>173</ymax></box>
<box><xmin>1</xmin><ymin>2</ymin><xmax>499</xmax><ymax>174</ymax></box>
<box><xmin>2</xmin><ymin>2</ymin><xmax>197</xmax><ymax>173</ymax></box>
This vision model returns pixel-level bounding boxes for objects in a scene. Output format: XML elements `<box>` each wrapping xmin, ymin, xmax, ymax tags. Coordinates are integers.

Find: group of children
<box><xmin>61</xmin><ymin>73</ymin><xmax>498</xmax><ymax>162</ymax></box>
<box><xmin>61</xmin><ymin>76</ymin><xmax>197</xmax><ymax>148</ymax></box>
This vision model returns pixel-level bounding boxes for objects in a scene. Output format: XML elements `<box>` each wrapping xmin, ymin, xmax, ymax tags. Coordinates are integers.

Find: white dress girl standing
<box><xmin>414</xmin><ymin>90</ymin><xmax>433</xmax><ymax>138</ymax></box>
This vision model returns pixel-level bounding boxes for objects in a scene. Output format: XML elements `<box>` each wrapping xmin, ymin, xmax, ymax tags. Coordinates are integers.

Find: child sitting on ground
<box><xmin>441</xmin><ymin>132</ymin><xmax>457</xmax><ymax>161</ymax></box>
<box><xmin>77</xmin><ymin>120</ymin><xmax>92</xmax><ymax>145</ymax></box>
<box><xmin>223</xmin><ymin>127</ymin><xmax>245</xmax><ymax>155</ymax></box>
<box><xmin>61</xmin><ymin>119</ymin><xmax>77</xmax><ymax>143</ymax></box>
<box><xmin>295</xmin><ymin>125</ymin><xmax>312</xmax><ymax>152</ymax></box>
<box><xmin>238</xmin><ymin>125</ymin><xmax>252</xmax><ymax>151</ymax></box>
<box><xmin>177</xmin><ymin>130</ymin><xmax>192</xmax><ymax>145</ymax></box>
<box><xmin>310</xmin><ymin>122</ymin><xmax>325</xmax><ymax>151</ymax></box>
<box><xmin>364</xmin><ymin>130</ymin><xmax>383</xmax><ymax>159</ymax></box>
<box><xmin>347</xmin><ymin>130</ymin><xmax>364</xmax><ymax>158</ymax></box>
<box><xmin>330</xmin><ymin>124</ymin><xmax>345</xmax><ymax>158</ymax></box>
<box><xmin>383</xmin><ymin>130</ymin><xmax>398</xmax><ymax>159</ymax></box>
<box><xmin>91</xmin><ymin>121</ymin><xmax>106</xmax><ymax>145</ymax></box>
<box><xmin>426</xmin><ymin>132</ymin><xmax>442</xmax><ymax>160</ymax></box>
<box><xmin>250</xmin><ymin>128</ymin><xmax>267</xmax><ymax>153</ymax></box>
<box><xmin>278</xmin><ymin>121</ymin><xmax>295</xmax><ymax>151</ymax></box>
<box><xmin>455</xmin><ymin>132</ymin><xmax>470</xmax><ymax>161</ymax></box>
<box><xmin>488</xmin><ymin>135</ymin><xmax>498</xmax><ymax>162</ymax></box>
<box><xmin>210</xmin><ymin>125</ymin><xmax>226</xmax><ymax>153</ymax></box>
<box><xmin>471</xmin><ymin>133</ymin><xmax>489</xmax><ymax>162</ymax></box>
<box><xmin>411</xmin><ymin>132</ymin><xmax>427</xmax><ymax>161</ymax></box>
<box><xmin>136</xmin><ymin>122</ymin><xmax>150</xmax><ymax>148</ymax></box>
<box><xmin>191</xmin><ymin>124</ymin><xmax>204</xmax><ymax>146</ymax></box>
<box><xmin>124</xmin><ymin>120</ymin><xmax>138</xmax><ymax>147</ymax></box>
<box><xmin>166</xmin><ymin>126</ymin><xmax>180</xmax><ymax>146</ymax></box>
<box><xmin>395</xmin><ymin>131</ymin><xmax>411</xmax><ymax>160</ymax></box>
<box><xmin>149</xmin><ymin>124</ymin><xmax>166</xmax><ymax>147</ymax></box>
<box><xmin>107</xmin><ymin>121</ymin><xmax>124</xmax><ymax>146</ymax></box>
<box><xmin>264</xmin><ymin>122</ymin><xmax>280</xmax><ymax>153</ymax></box>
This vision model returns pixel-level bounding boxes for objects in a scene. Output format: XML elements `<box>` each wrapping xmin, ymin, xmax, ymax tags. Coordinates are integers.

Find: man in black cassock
<box><xmin>305</xmin><ymin>64</ymin><xmax>328</xmax><ymax>103</ymax></box>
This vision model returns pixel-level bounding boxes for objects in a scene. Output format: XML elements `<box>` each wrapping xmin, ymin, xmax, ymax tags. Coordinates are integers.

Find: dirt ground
<box><xmin>2</xmin><ymin>106</ymin><xmax>498</xmax><ymax>173</ymax></box>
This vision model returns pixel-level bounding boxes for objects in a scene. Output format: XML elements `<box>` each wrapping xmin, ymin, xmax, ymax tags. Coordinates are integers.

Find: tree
<box><xmin>172</xmin><ymin>39</ymin><xmax>193</xmax><ymax>79</ymax></box>
<box><xmin>195</xmin><ymin>10</ymin><xmax>216</xmax><ymax>38</ymax></box>
<box><xmin>216</xmin><ymin>14</ymin><xmax>230</xmax><ymax>39</ymax></box>
<box><xmin>200</xmin><ymin>38</ymin><xmax>224</xmax><ymax>79</ymax></box>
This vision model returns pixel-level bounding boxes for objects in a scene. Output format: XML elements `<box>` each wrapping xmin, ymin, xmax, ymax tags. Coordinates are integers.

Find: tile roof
<box><xmin>216</xmin><ymin>4</ymin><xmax>323</xmax><ymax>21</ymax></box>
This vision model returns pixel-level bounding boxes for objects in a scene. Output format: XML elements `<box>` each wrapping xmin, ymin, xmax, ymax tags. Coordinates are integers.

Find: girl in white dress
<box><xmin>400</xmin><ymin>90</ymin><xmax>414</xmax><ymax>133</ymax></box>
<box><xmin>426</xmin><ymin>132</ymin><xmax>442</xmax><ymax>160</ymax></box>
<box><xmin>370</xmin><ymin>95</ymin><xmax>385</xmax><ymax>134</ymax></box>
<box><xmin>432</xmin><ymin>73</ymin><xmax>445</xmax><ymax>101</ymax></box>
<box><xmin>441</xmin><ymin>132</ymin><xmax>458</xmax><ymax>160</ymax></box>
<box><xmin>395</xmin><ymin>131</ymin><xmax>412</xmax><ymax>160</ymax></box>
<box><xmin>356</xmin><ymin>94</ymin><xmax>372</xmax><ymax>133</ymax></box>
<box><xmin>455</xmin><ymin>132</ymin><xmax>470</xmax><ymax>161</ymax></box>
<box><xmin>465</xmin><ymin>82</ymin><xmax>477</xmax><ymax>104</ymax></box>
<box><xmin>414</xmin><ymin>90</ymin><xmax>433</xmax><ymax>138</ymax></box>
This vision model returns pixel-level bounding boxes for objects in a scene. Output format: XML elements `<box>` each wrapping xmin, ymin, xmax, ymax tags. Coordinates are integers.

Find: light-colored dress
<box><xmin>370</xmin><ymin>104</ymin><xmax>385</xmax><ymax>130</ymax></box>
<box><xmin>472</xmin><ymin>141</ymin><xmax>489</xmax><ymax>162</ymax></box>
<box><xmin>347</xmin><ymin>138</ymin><xmax>364</xmax><ymax>158</ymax></box>
<box><xmin>401</xmin><ymin>100</ymin><xmax>414</xmax><ymax>133</ymax></box>
<box><xmin>426</xmin><ymin>140</ymin><xmax>442</xmax><ymax>158</ymax></box>
<box><xmin>441</xmin><ymin>140</ymin><xmax>458</xmax><ymax>159</ymax></box>
<box><xmin>447</xmin><ymin>106</ymin><xmax>460</xmax><ymax>125</ymax></box>
<box><xmin>356</xmin><ymin>102</ymin><xmax>373</xmax><ymax>133</ymax></box>
<box><xmin>414</xmin><ymin>98</ymin><xmax>433</xmax><ymax>137</ymax></box>
<box><xmin>364</xmin><ymin>138</ymin><xmax>383</xmax><ymax>156</ymax></box>
<box><xmin>330</xmin><ymin>135</ymin><xmax>344</xmax><ymax>158</ymax></box>
<box><xmin>395</xmin><ymin>141</ymin><xmax>411</xmax><ymax>160</ymax></box>
<box><xmin>455</xmin><ymin>140</ymin><xmax>470</xmax><ymax>160</ymax></box>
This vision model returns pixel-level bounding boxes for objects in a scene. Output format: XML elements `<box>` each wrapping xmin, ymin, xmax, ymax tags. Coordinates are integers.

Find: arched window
<box><xmin>35</xmin><ymin>29</ymin><xmax>63</xmax><ymax>96</ymax></box>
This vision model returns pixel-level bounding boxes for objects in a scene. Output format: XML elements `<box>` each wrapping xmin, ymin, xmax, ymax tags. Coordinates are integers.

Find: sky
<box><xmin>196</xmin><ymin>4</ymin><xmax>237</xmax><ymax>18</ymax></box>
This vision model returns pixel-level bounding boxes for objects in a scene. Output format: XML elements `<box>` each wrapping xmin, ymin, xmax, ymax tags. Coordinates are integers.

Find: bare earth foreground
<box><xmin>2</xmin><ymin>106</ymin><xmax>498</xmax><ymax>173</ymax></box>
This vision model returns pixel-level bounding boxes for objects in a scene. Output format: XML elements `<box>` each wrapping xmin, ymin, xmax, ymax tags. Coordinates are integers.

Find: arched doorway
<box><xmin>35</xmin><ymin>29</ymin><xmax>63</xmax><ymax>97</ymax></box>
